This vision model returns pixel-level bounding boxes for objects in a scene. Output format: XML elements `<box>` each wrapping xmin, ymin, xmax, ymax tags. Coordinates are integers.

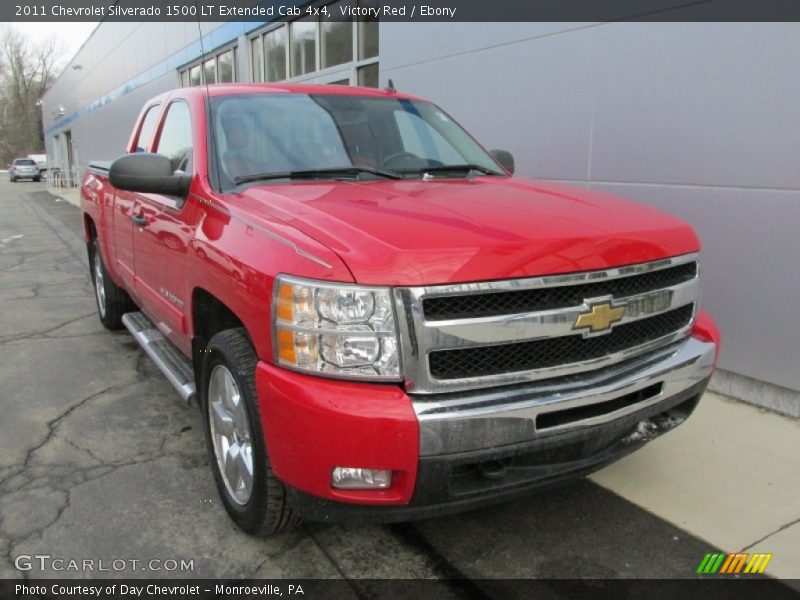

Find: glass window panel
<box><xmin>134</xmin><ymin>105</ymin><xmax>161</xmax><ymax>152</ymax></box>
<box><xmin>357</xmin><ymin>14</ymin><xmax>378</xmax><ymax>60</ymax></box>
<box><xmin>218</xmin><ymin>49</ymin><xmax>234</xmax><ymax>83</ymax></box>
<box><xmin>321</xmin><ymin>1</ymin><xmax>353</xmax><ymax>69</ymax></box>
<box><xmin>394</xmin><ymin>110</ymin><xmax>462</xmax><ymax>164</ymax></box>
<box><xmin>180</xmin><ymin>70</ymin><xmax>188</xmax><ymax>87</ymax></box>
<box><xmin>357</xmin><ymin>63</ymin><xmax>379</xmax><ymax>88</ymax></box>
<box><xmin>265</xmin><ymin>27</ymin><xmax>287</xmax><ymax>81</ymax></box>
<box><xmin>290</xmin><ymin>18</ymin><xmax>316</xmax><ymax>77</ymax></box>
<box><xmin>204</xmin><ymin>57</ymin><xmax>216</xmax><ymax>84</ymax></box>
<box><xmin>189</xmin><ymin>65</ymin><xmax>201</xmax><ymax>86</ymax></box>
<box><xmin>155</xmin><ymin>102</ymin><xmax>193</xmax><ymax>173</ymax></box>
<box><xmin>251</xmin><ymin>36</ymin><xmax>263</xmax><ymax>82</ymax></box>
<box><xmin>211</xmin><ymin>93</ymin><xmax>503</xmax><ymax>191</ymax></box>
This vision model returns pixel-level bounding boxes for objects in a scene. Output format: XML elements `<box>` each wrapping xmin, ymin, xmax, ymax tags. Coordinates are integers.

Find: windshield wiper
<box><xmin>394</xmin><ymin>164</ymin><xmax>504</xmax><ymax>177</ymax></box>
<box><xmin>235</xmin><ymin>166</ymin><xmax>401</xmax><ymax>185</ymax></box>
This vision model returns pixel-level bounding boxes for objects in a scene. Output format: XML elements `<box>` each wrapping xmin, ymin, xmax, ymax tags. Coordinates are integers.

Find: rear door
<box><xmin>131</xmin><ymin>100</ymin><xmax>195</xmax><ymax>352</ymax></box>
<box><xmin>112</xmin><ymin>103</ymin><xmax>161</xmax><ymax>293</ymax></box>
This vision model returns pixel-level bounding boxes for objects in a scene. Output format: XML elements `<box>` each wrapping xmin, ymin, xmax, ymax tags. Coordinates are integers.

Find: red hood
<box><xmin>238</xmin><ymin>177</ymin><xmax>699</xmax><ymax>286</ymax></box>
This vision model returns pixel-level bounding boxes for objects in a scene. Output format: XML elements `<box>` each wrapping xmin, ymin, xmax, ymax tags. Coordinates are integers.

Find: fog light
<box><xmin>331</xmin><ymin>467</ymin><xmax>392</xmax><ymax>489</ymax></box>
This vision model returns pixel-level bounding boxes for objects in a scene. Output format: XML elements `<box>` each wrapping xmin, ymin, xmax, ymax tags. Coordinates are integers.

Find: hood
<box><xmin>238</xmin><ymin>177</ymin><xmax>700</xmax><ymax>286</ymax></box>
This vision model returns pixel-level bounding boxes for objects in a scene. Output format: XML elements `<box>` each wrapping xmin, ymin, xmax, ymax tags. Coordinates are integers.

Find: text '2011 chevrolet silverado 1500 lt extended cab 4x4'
<box><xmin>81</xmin><ymin>83</ymin><xmax>720</xmax><ymax>535</ymax></box>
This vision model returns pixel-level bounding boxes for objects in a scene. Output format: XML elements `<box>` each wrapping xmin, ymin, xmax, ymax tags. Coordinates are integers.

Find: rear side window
<box><xmin>134</xmin><ymin>105</ymin><xmax>161</xmax><ymax>152</ymax></box>
<box><xmin>154</xmin><ymin>101</ymin><xmax>193</xmax><ymax>172</ymax></box>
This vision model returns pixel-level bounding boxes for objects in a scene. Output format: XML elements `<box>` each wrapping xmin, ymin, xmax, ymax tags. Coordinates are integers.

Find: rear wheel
<box><xmin>201</xmin><ymin>328</ymin><xmax>298</xmax><ymax>536</ymax></box>
<box><xmin>91</xmin><ymin>238</ymin><xmax>134</xmax><ymax>330</ymax></box>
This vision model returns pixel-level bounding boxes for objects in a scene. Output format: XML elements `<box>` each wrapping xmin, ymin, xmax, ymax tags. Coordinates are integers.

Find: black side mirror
<box><xmin>109</xmin><ymin>153</ymin><xmax>191</xmax><ymax>197</ymax></box>
<box><xmin>490</xmin><ymin>149</ymin><xmax>515</xmax><ymax>175</ymax></box>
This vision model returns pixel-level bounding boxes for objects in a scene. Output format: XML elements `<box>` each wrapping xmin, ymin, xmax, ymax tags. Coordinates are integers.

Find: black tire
<box><xmin>201</xmin><ymin>328</ymin><xmax>298</xmax><ymax>536</ymax></box>
<box><xmin>90</xmin><ymin>238</ymin><xmax>134</xmax><ymax>330</ymax></box>
<box><xmin>34</xmin><ymin>177</ymin><xmax>41</xmax><ymax>183</ymax></box>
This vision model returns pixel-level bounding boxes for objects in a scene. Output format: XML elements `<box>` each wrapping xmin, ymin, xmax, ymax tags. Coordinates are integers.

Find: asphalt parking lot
<box><xmin>0</xmin><ymin>181</ymin><xmax>794</xmax><ymax>593</ymax></box>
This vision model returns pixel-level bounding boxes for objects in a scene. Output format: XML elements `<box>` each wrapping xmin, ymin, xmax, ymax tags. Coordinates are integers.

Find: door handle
<box><xmin>131</xmin><ymin>214</ymin><xmax>147</xmax><ymax>227</ymax></box>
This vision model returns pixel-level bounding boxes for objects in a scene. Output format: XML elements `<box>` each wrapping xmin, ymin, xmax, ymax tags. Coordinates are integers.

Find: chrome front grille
<box><xmin>428</xmin><ymin>305</ymin><xmax>694</xmax><ymax>380</ymax></box>
<box><xmin>422</xmin><ymin>261</ymin><xmax>697</xmax><ymax>320</ymax></box>
<box><xmin>394</xmin><ymin>253</ymin><xmax>700</xmax><ymax>394</ymax></box>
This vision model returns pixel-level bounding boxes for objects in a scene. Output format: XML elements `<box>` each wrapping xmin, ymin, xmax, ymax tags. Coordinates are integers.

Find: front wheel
<box><xmin>201</xmin><ymin>328</ymin><xmax>298</xmax><ymax>536</ymax></box>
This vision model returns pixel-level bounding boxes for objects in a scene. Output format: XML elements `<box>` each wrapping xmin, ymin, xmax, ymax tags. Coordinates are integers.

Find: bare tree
<box><xmin>0</xmin><ymin>26</ymin><xmax>61</xmax><ymax>163</ymax></box>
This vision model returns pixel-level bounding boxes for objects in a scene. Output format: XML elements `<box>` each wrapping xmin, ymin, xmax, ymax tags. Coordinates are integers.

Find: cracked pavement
<box><xmin>0</xmin><ymin>182</ymin><xmax>795</xmax><ymax>592</ymax></box>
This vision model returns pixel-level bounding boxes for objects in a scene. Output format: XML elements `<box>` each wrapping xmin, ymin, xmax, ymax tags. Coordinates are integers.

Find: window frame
<box><xmin>152</xmin><ymin>99</ymin><xmax>194</xmax><ymax>174</ymax></box>
<box><xmin>179</xmin><ymin>44</ymin><xmax>238</xmax><ymax>87</ymax></box>
<box><xmin>247</xmin><ymin>0</ymin><xmax>379</xmax><ymax>87</ymax></box>
<box><xmin>130</xmin><ymin>103</ymin><xmax>162</xmax><ymax>153</ymax></box>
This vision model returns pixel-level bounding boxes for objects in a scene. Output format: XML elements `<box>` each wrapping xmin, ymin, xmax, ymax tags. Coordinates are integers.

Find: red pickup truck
<box><xmin>81</xmin><ymin>83</ymin><xmax>719</xmax><ymax>535</ymax></box>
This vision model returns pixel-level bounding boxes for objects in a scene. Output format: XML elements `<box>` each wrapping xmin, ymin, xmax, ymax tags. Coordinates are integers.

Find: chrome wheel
<box><xmin>93</xmin><ymin>251</ymin><xmax>106</xmax><ymax>318</ymax></box>
<box><xmin>208</xmin><ymin>364</ymin><xmax>254</xmax><ymax>506</ymax></box>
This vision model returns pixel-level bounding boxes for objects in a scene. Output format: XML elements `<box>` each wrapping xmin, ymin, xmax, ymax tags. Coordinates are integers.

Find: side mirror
<box><xmin>490</xmin><ymin>149</ymin><xmax>515</xmax><ymax>175</ymax></box>
<box><xmin>109</xmin><ymin>153</ymin><xmax>191</xmax><ymax>197</ymax></box>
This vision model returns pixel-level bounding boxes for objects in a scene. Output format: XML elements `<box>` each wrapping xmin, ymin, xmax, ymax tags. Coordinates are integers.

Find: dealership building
<box><xmin>40</xmin><ymin>10</ymin><xmax>800</xmax><ymax>416</ymax></box>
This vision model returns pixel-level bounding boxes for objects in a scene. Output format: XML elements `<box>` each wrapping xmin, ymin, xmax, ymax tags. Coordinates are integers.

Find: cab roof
<box><xmin>181</xmin><ymin>82</ymin><xmax>423</xmax><ymax>102</ymax></box>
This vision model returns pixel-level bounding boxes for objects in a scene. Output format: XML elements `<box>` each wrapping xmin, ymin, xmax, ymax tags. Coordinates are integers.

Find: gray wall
<box><xmin>42</xmin><ymin>21</ymin><xmax>252</xmax><ymax>168</ymax></box>
<box><xmin>381</xmin><ymin>22</ymin><xmax>800</xmax><ymax>395</ymax></box>
<box><xmin>41</xmin><ymin>20</ymin><xmax>800</xmax><ymax>399</ymax></box>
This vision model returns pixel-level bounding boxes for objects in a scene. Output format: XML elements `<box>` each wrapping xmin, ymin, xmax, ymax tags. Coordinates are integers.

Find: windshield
<box><xmin>210</xmin><ymin>93</ymin><xmax>505</xmax><ymax>189</ymax></box>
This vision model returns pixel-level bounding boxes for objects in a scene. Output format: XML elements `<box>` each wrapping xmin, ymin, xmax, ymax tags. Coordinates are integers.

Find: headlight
<box><xmin>272</xmin><ymin>275</ymin><xmax>401</xmax><ymax>380</ymax></box>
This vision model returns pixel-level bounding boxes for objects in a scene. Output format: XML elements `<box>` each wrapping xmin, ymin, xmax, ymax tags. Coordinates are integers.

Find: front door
<box><xmin>132</xmin><ymin>100</ymin><xmax>195</xmax><ymax>353</ymax></box>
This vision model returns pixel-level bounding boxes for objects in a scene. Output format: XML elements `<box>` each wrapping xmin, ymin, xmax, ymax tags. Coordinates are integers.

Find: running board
<box><xmin>122</xmin><ymin>312</ymin><xmax>196</xmax><ymax>405</ymax></box>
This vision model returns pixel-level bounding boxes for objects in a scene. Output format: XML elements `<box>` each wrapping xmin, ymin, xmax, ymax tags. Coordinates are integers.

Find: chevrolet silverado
<box><xmin>80</xmin><ymin>83</ymin><xmax>720</xmax><ymax>535</ymax></box>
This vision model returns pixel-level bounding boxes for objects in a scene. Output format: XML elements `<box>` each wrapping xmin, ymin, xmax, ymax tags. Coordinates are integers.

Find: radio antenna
<box><xmin>195</xmin><ymin>2</ymin><xmax>222</xmax><ymax>191</ymax></box>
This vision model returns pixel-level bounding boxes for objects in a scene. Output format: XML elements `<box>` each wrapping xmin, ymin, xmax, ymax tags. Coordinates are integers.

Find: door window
<box><xmin>154</xmin><ymin>102</ymin><xmax>193</xmax><ymax>173</ymax></box>
<box><xmin>133</xmin><ymin>105</ymin><xmax>161</xmax><ymax>152</ymax></box>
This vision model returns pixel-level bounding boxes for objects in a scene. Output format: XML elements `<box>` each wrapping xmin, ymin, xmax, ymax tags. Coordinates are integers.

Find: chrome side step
<box><xmin>122</xmin><ymin>312</ymin><xmax>196</xmax><ymax>405</ymax></box>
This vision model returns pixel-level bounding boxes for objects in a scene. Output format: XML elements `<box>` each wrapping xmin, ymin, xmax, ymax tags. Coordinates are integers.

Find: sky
<box><xmin>12</xmin><ymin>22</ymin><xmax>97</xmax><ymax>65</ymax></box>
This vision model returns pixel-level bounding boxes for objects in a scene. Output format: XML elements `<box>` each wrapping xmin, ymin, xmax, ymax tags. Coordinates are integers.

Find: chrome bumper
<box><xmin>412</xmin><ymin>336</ymin><xmax>715</xmax><ymax>456</ymax></box>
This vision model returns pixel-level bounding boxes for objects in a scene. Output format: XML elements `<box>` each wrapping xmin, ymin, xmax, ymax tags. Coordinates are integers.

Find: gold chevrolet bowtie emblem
<box><xmin>574</xmin><ymin>302</ymin><xmax>625</xmax><ymax>333</ymax></box>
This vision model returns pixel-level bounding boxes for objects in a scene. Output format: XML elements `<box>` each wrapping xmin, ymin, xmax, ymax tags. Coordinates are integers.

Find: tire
<box><xmin>34</xmin><ymin>177</ymin><xmax>41</xmax><ymax>183</ymax></box>
<box><xmin>90</xmin><ymin>238</ymin><xmax>134</xmax><ymax>330</ymax></box>
<box><xmin>201</xmin><ymin>328</ymin><xmax>298</xmax><ymax>536</ymax></box>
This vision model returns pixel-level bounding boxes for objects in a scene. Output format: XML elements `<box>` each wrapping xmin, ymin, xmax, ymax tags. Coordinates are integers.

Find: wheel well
<box><xmin>191</xmin><ymin>288</ymin><xmax>250</xmax><ymax>390</ymax></box>
<box><xmin>192</xmin><ymin>288</ymin><xmax>245</xmax><ymax>344</ymax></box>
<box><xmin>84</xmin><ymin>215</ymin><xmax>97</xmax><ymax>243</ymax></box>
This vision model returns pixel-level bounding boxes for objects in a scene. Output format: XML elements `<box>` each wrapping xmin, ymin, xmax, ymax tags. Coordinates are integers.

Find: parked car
<box><xmin>27</xmin><ymin>153</ymin><xmax>48</xmax><ymax>174</ymax></box>
<box><xmin>9</xmin><ymin>158</ymin><xmax>41</xmax><ymax>182</ymax></box>
<box><xmin>80</xmin><ymin>84</ymin><xmax>720</xmax><ymax>535</ymax></box>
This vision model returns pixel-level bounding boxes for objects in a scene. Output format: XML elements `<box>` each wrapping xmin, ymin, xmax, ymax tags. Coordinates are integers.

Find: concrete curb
<box><xmin>46</xmin><ymin>186</ymin><xmax>81</xmax><ymax>208</ymax></box>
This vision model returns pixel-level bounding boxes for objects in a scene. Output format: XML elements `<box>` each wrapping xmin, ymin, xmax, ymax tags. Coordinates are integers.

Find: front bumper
<box><xmin>257</xmin><ymin>314</ymin><xmax>718</xmax><ymax>521</ymax></box>
<box><xmin>290</xmin><ymin>377</ymin><xmax>708</xmax><ymax>523</ymax></box>
<box><xmin>413</xmin><ymin>336</ymin><xmax>716</xmax><ymax>456</ymax></box>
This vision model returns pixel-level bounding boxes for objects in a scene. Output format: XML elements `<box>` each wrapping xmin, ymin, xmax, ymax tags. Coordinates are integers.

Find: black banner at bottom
<box><xmin>2</xmin><ymin>578</ymin><xmax>798</xmax><ymax>600</ymax></box>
